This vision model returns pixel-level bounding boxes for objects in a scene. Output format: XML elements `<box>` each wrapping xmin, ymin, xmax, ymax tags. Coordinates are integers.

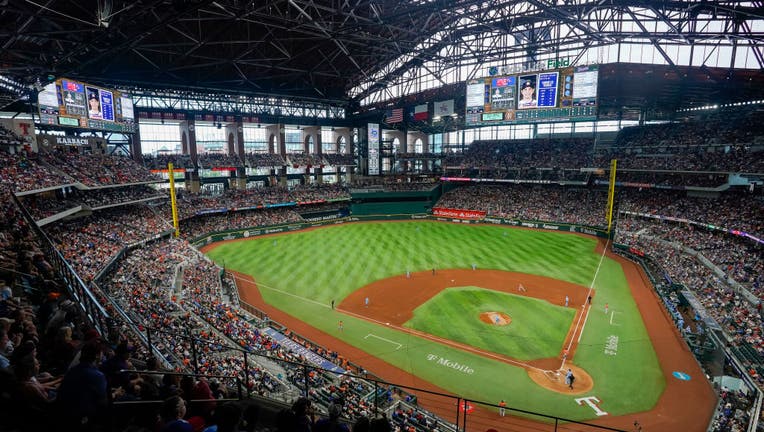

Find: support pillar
<box><xmin>266</xmin><ymin>124</ymin><xmax>287</xmax><ymax>187</ymax></box>
<box><xmin>180</xmin><ymin>120</ymin><xmax>200</xmax><ymax>193</ymax></box>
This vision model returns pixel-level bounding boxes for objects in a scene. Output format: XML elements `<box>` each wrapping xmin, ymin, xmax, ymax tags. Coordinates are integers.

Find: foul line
<box><xmin>231</xmin><ymin>273</ymin><xmax>546</xmax><ymax>373</ymax></box>
<box><xmin>230</xmin><ymin>273</ymin><xmax>331</xmax><ymax>309</ymax></box>
<box><xmin>561</xmin><ymin>238</ymin><xmax>610</xmax><ymax>370</ymax></box>
<box><xmin>365</xmin><ymin>333</ymin><xmax>403</xmax><ymax>350</ymax></box>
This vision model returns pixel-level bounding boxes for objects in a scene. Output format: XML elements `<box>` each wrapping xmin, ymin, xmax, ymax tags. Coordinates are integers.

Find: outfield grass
<box><xmin>405</xmin><ymin>287</ymin><xmax>575</xmax><ymax>360</ymax></box>
<box><xmin>205</xmin><ymin>221</ymin><xmax>665</xmax><ymax>420</ymax></box>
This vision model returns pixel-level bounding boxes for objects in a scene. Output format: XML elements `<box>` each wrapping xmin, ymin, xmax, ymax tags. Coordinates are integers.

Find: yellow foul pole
<box><xmin>606</xmin><ymin>159</ymin><xmax>617</xmax><ymax>233</ymax></box>
<box><xmin>167</xmin><ymin>163</ymin><xmax>180</xmax><ymax>238</ymax></box>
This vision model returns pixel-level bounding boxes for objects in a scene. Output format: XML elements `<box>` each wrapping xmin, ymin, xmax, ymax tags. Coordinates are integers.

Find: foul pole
<box><xmin>168</xmin><ymin>163</ymin><xmax>180</xmax><ymax>238</ymax></box>
<box><xmin>606</xmin><ymin>159</ymin><xmax>617</xmax><ymax>233</ymax></box>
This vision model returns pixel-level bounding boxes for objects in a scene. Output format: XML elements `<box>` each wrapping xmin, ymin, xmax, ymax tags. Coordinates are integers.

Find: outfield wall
<box><xmin>189</xmin><ymin>213</ymin><xmax>610</xmax><ymax>247</ymax></box>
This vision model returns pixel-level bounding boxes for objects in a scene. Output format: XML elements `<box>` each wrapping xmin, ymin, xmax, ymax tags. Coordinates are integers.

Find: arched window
<box><xmin>414</xmin><ymin>138</ymin><xmax>423</xmax><ymax>153</ymax></box>
<box><xmin>392</xmin><ymin>137</ymin><xmax>401</xmax><ymax>153</ymax></box>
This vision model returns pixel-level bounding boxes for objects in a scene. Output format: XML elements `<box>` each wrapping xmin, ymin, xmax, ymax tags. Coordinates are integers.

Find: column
<box><xmin>180</xmin><ymin>119</ymin><xmax>200</xmax><ymax>193</ymax></box>
<box><xmin>131</xmin><ymin>121</ymin><xmax>143</xmax><ymax>163</ymax></box>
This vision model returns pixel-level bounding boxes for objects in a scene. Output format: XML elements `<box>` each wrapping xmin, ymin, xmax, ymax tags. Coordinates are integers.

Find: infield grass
<box><xmin>205</xmin><ymin>221</ymin><xmax>665</xmax><ymax>421</ymax></box>
<box><xmin>405</xmin><ymin>287</ymin><xmax>575</xmax><ymax>360</ymax></box>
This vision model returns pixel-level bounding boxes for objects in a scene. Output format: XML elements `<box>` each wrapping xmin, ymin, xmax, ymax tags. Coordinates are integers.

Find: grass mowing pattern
<box><xmin>209</xmin><ymin>222</ymin><xmax>605</xmax><ymax>303</ymax></box>
<box><xmin>405</xmin><ymin>287</ymin><xmax>575</xmax><ymax>360</ymax></box>
<box><xmin>205</xmin><ymin>221</ymin><xmax>665</xmax><ymax>420</ymax></box>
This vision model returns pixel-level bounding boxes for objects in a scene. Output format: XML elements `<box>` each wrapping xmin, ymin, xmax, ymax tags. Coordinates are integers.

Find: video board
<box><xmin>465</xmin><ymin>65</ymin><xmax>598</xmax><ymax>126</ymax></box>
<box><xmin>37</xmin><ymin>78</ymin><xmax>137</xmax><ymax>133</ymax></box>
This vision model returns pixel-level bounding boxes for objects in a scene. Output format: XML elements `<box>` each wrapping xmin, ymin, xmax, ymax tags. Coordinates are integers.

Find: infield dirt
<box><xmin>203</xmin><ymin>232</ymin><xmax>716</xmax><ymax>432</ymax></box>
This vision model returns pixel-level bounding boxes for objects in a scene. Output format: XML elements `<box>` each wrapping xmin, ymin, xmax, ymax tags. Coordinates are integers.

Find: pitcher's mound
<box><xmin>480</xmin><ymin>311</ymin><xmax>511</xmax><ymax>326</ymax></box>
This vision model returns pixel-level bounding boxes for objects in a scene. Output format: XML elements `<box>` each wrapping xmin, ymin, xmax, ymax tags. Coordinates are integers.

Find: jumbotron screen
<box><xmin>37</xmin><ymin>78</ymin><xmax>137</xmax><ymax>133</ymax></box>
<box><xmin>465</xmin><ymin>65</ymin><xmax>598</xmax><ymax>126</ymax></box>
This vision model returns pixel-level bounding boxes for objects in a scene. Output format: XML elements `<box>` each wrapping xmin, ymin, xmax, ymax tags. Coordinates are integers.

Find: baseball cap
<box><xmin>522</xmin><ymin>80</ymin><xmax>534</xmax><ymax>88</ymax></box>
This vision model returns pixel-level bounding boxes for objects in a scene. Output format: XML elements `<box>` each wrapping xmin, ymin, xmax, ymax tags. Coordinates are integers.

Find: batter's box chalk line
<box><xmin>364</xmin><ymin>333</ymin><xmax>403</xmax><ymax>350</ymax></box>
<box><xmin>543</xmin><ymin>370</ymin><xmax>562</xmax><ymax>382</ymax></box>
<box><xmin>609</xmin><ymin>310</ymin><xmax>622</xmax><ymax>326</ymax></box>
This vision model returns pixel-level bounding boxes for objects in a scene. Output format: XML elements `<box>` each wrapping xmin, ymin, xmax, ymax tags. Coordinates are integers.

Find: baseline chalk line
<box><xmin>365</xmin><ymin>333</ymin><xmax>403</xmax><ymax>350</ymax></box>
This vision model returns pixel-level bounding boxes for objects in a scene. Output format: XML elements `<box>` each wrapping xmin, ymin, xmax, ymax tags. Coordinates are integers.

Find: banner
<box><xmin>434</xmin><ymin>99</ymin><xmax>455</xmax><ymax>117</ymax></box>
<box><xmin>432</xmin><ymin>207</ymin><xmax>486</xmax><ymax>219</ymax></box>
<box><xmin>150</xmin><ymin>168</ymin><xmax>186</xmax><ymax>173</ymax></box>
<box><xmin>263</xmin><ymin>328</ymin><xmax>345</xmax><ymax>373</ymax></box>
<box><xmin>367</xmin><ymin>123</ymin><xmax>380</xmax><ymax>176</ymax></box>
<box><xmin>620</xmin><ymin>210</ymin><xmax>764</xmax><ymax>245</ymax></box>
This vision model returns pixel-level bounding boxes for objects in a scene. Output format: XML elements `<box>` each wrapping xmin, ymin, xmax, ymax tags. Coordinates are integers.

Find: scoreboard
<box><xmin>37</xmin><ymin>78</ymin><xmax>137</xmax><ymax>133</ymax></box>
<box><xmin>465</xmin><ymin>65</ymin><xmax>598</xmax><ymax>126</ymax></box>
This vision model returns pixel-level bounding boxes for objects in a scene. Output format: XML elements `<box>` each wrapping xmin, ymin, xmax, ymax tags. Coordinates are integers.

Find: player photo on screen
<box><xmin>62</xmin><ymin>80</ymin><xmax>86</xmax><ymax>117</ymax></box>
<box><xmin>86</xmin><ymin>87</ymin><xmax>103</xmax><ymax>120</ymax></box>
<box><xmin>490</xmin><ymin>76</ymin><xmax>516</xmax><ymax>109</ymax></box>
<box><xmin>517</xmin><ymin>75</ymin><xmax>538</xmax><ymax>109</ymax></box>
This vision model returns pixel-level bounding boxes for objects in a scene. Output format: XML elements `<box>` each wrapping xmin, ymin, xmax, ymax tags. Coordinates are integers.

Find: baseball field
<box><xmin>202</xmin><ymin>221</ymin><xmax>716</xmax><ymax>430</ymax></box>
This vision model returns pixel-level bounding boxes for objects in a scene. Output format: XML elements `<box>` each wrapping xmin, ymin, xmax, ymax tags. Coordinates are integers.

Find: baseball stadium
<box><xmin>0</xmin><ymin>1</ymin><xmax>762</xmax><ymax>432</ymax></box>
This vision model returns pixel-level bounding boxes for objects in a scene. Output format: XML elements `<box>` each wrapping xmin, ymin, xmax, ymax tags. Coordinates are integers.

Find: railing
<box><xmin>11</xmin><ymin>193</ymin><xmax>114</xmax><ymax>340</ymax></box>
<box><xmin>612</xmin><ymin>245</ymin><xmax>763</xmax><ymax>432</ymax></box>
<box><xmin>108</xmin><ymin>369</ymin><xmax>245</xmax><ymax>432</ymax></box>
<box><xmin>138</xmin><ymin>322</ymin><xmax>627</xmax><ymax>431</ymax></box>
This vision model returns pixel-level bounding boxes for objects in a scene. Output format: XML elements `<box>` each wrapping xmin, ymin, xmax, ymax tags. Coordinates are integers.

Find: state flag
<box><xmin>413</xmin><ymin>104</ymin><xmax>429</xmax><ymax>121</ymax></box>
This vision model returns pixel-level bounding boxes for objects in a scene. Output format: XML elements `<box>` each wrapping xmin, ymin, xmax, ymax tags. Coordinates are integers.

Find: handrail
<box><xmin>137</xmin><ymin>320</ymin><xmax>628</xmax><ymax>431</ymax></box>
<box><xmin>11</xmin><ymin>192</ymin><xmax>114</xmax><ymax>340</ymax></box>
<box><xmin>613</xmin><ymin>246</ymin><xmax>763</xmax><ymax>432</ymax></box>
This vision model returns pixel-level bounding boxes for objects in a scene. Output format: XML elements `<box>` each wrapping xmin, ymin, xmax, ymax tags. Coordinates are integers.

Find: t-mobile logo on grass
<box><xmin>426</xmin><ymin>354</ymin><xmax>475</xmax><ymax>375</ymax></box>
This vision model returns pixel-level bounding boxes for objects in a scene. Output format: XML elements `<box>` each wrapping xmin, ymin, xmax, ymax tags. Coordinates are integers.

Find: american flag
<box><xmin>385</xmin><ymin>108</ymin><xmax>403</xmax><ymax>123</ymax></box>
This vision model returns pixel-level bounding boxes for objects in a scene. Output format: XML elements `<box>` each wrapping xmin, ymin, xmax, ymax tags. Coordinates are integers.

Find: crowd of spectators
<box><xmin>595</xmin><ymin>111</ymin><xmax>764</xmax><ymax>172</ymax></box>
<box><xmin>197</xmin><ymin>153</ymin><xmax>245</xmax><ymax>168</ymax></box>
<box><xmin>0</xmin><ymin>125</ymin><xmax>25</xmax><ymax>148</ymax></box>
<box><xmin>440</xmin><ymin>111</ymin><xmax>764</xmax><ymax>178</ymax></box>
<box><xmin>0</xmin><ymin>151</ymin><xmax>74</xmax><ymax>192</ymax></box>
<box><xmin>616</xmin><ymin>216</ymin><xmax>764</xmax><ymax>370</ymax></box>
<box><xmin>42</xmin><ymin>149</ymin><xmax>161</xmax><ymax>186</ymax></box>
<box><xmin>245</xmin><ymin>152</ymin><xmax>287</xmax><ymax>168</ymax></box>
<box><xmin>168</xmin><ymin>184</ymin><xmax>350</xmax><ymax>220</ymax></box>
<box><xmin>20</xmin><ymin>185</ymin><xmax>166</xmax><ymax>221</ymax></box>
<box><xmin>180</xmin><ymin>208</ymin><xmax>303</xmax><ymax>238</ymax></box>
<box><xmin>142</xmin><ymin>153</ymin><xmax>194</xmax><ymax>170</ymax></box>
<box><xmin>395</xmin><ymin>152</ymin><xmax>440</xmax><ymax>160</ymax></box>
<box><xmin>615</xmin><ymin>215</ymin><xmax>763</xmax><ymax>431</ymax></box>
<box><xmin>5</xmin><ymin>120</ymin><xmax>764</xmax><ymax>429</ymax></box>
<box><xmin>96</xmin><ymin>236</ymin><xmax>396</xmax><ymax>428</ymax></box>
<box><xmin>44</xmin><ymin>205</ymin><xmax>172</xmax><ymax>281</ymax></box>
<box><xmin>619</xmin><ymin>189</ymin><xmax>764</xmax><ymax>240</ymax></box>
<box><xmin>144</xmin><ymin>151</ymin><xmax>353</xmax><ymax>171</ymax></box>
<box><xmin>352</xmin><ymin>176</ymin><xmax>439</xmax><ymax>192</ymax></box>
<box><xmin>612</xmin><ymin>171</ymin><xmax>730</xmax><ymax>188</ymax></box>
<box><xmin>442</xmin><ymin>139</ymin><xmax>595</xmax><ymax>170</ymax></box>
<box><xmin>287</xmin><ymin>153</ymin><xmax>324</xmax><ymax>168</ymax></box>
<box><xmin>0</xmin><ymin>165</ymin><xmax>395</xmax><ymax>430</ymax></box>
<box><xmin>436</xmin><ymin>184</ymin><xmax>608</xmax><ymax>227</ymax></box>
<box><xmin>594</xmin><ymin>144</ymin><xmax>764</xmax><ymax>172</ymax></box>
<box><xmin>0</xmin><ymin>185</ymin><xmax>167</xmax><ymax>430</ymax></box>
<box><xmin>322</xmin><ymin>153</ymin><xmax>356</xmax><ymax>167</ymax></box>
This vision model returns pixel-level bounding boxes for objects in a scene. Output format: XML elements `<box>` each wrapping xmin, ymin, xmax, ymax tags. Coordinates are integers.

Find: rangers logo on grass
<box><xmin>426</xmin><ymin>354</ymin><xmax>475</xmax><ymax>375</ymax></box>
<box><xmin>575</xmin><ymin>396</ymin><xmax>608</xmax><ymax>416</ymax></box>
